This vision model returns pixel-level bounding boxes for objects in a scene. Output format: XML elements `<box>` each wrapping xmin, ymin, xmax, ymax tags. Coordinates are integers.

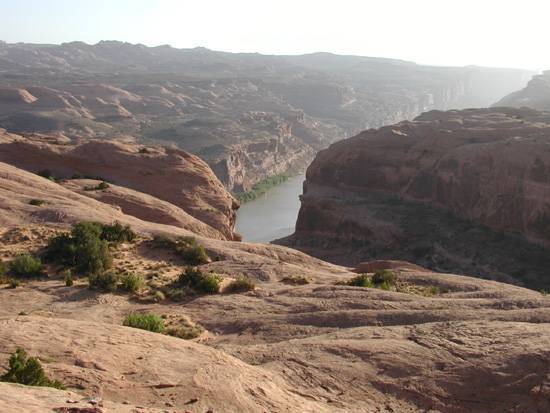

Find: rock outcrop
<box><xmin>493</xmin><ymin>70</ymin><xmax>550</xmax><ymax>110</ymax></box>
<box><xmin>0</xmin><ymin>130</ymin><xmax>240</xmax><ymax>240</ymax></box>
<box><xmin>280</xmin><ymin>108</ymin><xmax>550</xmax><ymax>288</ymax></box>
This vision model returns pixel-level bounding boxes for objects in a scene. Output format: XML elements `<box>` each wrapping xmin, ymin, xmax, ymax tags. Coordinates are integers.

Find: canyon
<box><xmin>0</xmin><ymin>132</ymin><xmax>550</xmax><ymax>412</ymax></box>
<box><xmin>279</xmin><ymin>107</ymin><xmax>550</xmax><ymax>291</ymax></box>
<box><xmin>0</xmin><ymin>41</ymin><xmax>534</xmax><ymax>190</ymax></box>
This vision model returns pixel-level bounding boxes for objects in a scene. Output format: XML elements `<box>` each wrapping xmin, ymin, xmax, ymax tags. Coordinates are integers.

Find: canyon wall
<box><xmin>493</xmin><ymin>70</ymin><xmax>550</xmax><ymax>110</ymax></box>
<box><xmin>0</xmin><ymin>42</ymin><xmax>534</xmax><ymax>190</ymax></box>
<box><xmin>280</xmin><ymin>108</ymin><xmax>550</xmax><ymax>288</ymax></box>
<box><xmin>0</xmin><ymin>130</ymin><xmax>240</xmax><ymax>240</ymax></box>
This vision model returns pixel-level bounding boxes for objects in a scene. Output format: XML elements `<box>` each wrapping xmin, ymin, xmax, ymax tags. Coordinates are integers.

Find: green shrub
<box><xmin>226</xmin><ymin>276</ymin><xmax>256</xmax><ymax>293</ymax></box>
<box><xmin>37</xmin><ymin>169</ymin><xmax>55</xmax><ymax>181</ymax></box>
<box><xmin>97</xmin><ymin>181</ymin><xmax>109</xmax><ymax>190</ymax></box>
<box><xmin>100</xmin><ymin>221</ymin><xmax>136</xmax><ymax>244</ymax></box>
<box><xmin>121</xmin><ymin>272</ymin><xmax>143</xmax><ymax>292</ymax></box>
<box><xmin>88</xmin><ymin>271</ymin><xmax>118</xmax><ymax>292</ymax></box>
<box><xmin>9</xmin><ymin>279</ymin><xmax>20</xmax><ymax>289</ymax></box>
<box><xmin>65</xmin><ymin>270</ymin><xmax>73</xmax><ymax>287</ymax></box>
<box><xmin>83</xmin><ymin>181</ymin><xmax>110</xmax><ymax>191</ymax></box>
<box><xmin>371</xmin><ymin>269</ymin><xmax>398</xmax><ymax>285</ymax></box>
<box><xmin>71</xmin><ymin>172</ymin><xmax>81</xmax><ymax>179</ymax></box>
<box><xmin>1</xmin><ymin>347</ymin><xmax>65</xmax><ymax>390</ymax></box>
<box><xmin>427</xmin><ymin>285</ymin><xmax>440</xmax><ymax>296</ymax></box>
<box><xmin>138</xmin><ymin>147</ymin><xmax>150</xmax><ymax>154</ymax></box>
<box><xmin>9</xmin><ymin>254</ymin><xmax>43</xmax><ymax>278</ymax></box>
<box><xmin>123</xmin><ymin>313</ymin><xmax>165</xmax><ymax>333</ymax></box>
<box><xmin>178</xmin><ymin>266</ymin><xmax>220</xmax><ymax>294</ymax></box>
<box><xmin>175</xmin><ymin>238</ymin><xmax>210</xmax><ymax>265</ymax></box>
<box><xmin>28</xmin><ymin>199</ymin><xmax>44</xmax><ymax>206</ymax></box>
<box><xmin>233</xmin><ymin>173</ymin><xmax>294</xmax><ymax>203</ymax></box>
<box><xmin>0</xmin><ymin>259</ymin><xmax>6</xmax><ymax>276</ymax></box>
<box><xmin>75</xmin><ymin>238</ymin><xmax>112</xmax><ymax>275</ymax></box>
<box><xmin>378</xmin><ymin>281</ymin><xmax>392</xmax><ymax>291</ymax></box>
<box><xmin>45</xmin><ymin>221</ymin><xmax>128</xmax><ymax>275</ymax></box>
<box><xmin>151</xmin><ymin>234</ymin><xmax>209</xmax><ymax>264</ymax></box>
<box><xmin>346</xmin><ymin>274</ymin><xmax>373</xmax><ymax>288</ymax></box>
<box><xmin>541</xmin><ymin>289</ymin><xmax>548</xmax><ymax>296</ymax></box>
<box><xmin>196</xmin><ymin>274</ymin><xmax>221</xmax><ymax>293</ymax></box>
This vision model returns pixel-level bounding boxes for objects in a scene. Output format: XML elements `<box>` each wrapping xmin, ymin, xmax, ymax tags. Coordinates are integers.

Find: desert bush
<box><xmin>45</xmin><ymin>221</ymin><xmax>135</xmax><ymax>275</ymax></box>
<box><xmin>196</xmin><ymin>274</ymin><xmax>221</xmax><ymax>293</ymax></box>
<box><xmin>37</xmin><ymin>169</ymin><xmax>55</xmax><ymax>181</ymax></box>
<box><xmin>378</xmin><ymin>281</ymin><xmax>392</xmax><ymax>291</ymax></box>
<box><xmin>76</xmin><ymin>238</ymin><xmax>112</xmax><ymax>275</ymax></box>
<box><xmin>9</xmin><ymin>254</ymin><xmax>43</xmax><ymax>278</ymax></box>
<box><xmin>371</xmin><ymin>269</ymin><xmax>398</xmax><ymax>285</ymax></box>
<box><xmin>281</xmin><ymin>275</ymin><xmax>314</xmax><ymax>285</ymax></box>
<box><xmin>174</xmin><ymin>237</ymin><xmax>210</xmax><ymax>265</ymax></box>
<box><xmin>426</xmin><ymin>285</ymin><xmax>440</xmax><ymax>296</ymax></box>
<box><xmin>178</xmin><ymin>266</ymin><xmax>220</xmax><ymax>294</ymax></box>
<box><xmin>1</xmin><ymin>347</ymin><xmax>65</xmax><ymax>390</ymax></box>
<box><xmin>168</xmin><ymin>288</ymin><xmax>188</xmax><ymax>301</ymax></box>
<box><xmin>226</xmin><ymin>276</ymin><xmax>256</xmax><ymax>293</ymax></box>
<box><xmin>97</xmin><ymin>181</ymin><xmax>109</xmax><ymax>190</ymax></box>
<box><xmin>88</xmin><ymin>271</ymin><xmax>118</xmax><ymax>292</ymax></box>
<box><xmin>0</xmin><ymin>259</ymin><xmax>6</xmax><ymax>276</ymax></box>
<box><xmin>121</xmin><ymin>272</ymin><xmax>143</xmax><ymax>292</ymax></box>
<box><xmin>28</xmin><ymin>199</ymin><xmax>44</xmax><ymax>206</ymax></box>
<box><xmin>123</xmin><ymin>313</ymin><xmax>165</xmax><ymax>333</ymax></box>
<box><xmin>71</xmin><ymin>172</ymin><xmax>81</xmax><ymax>179</ymax></box>
<box><xmin>9</xmin><ymin>279</ymin><xmax>20</xmax><ymax>289</ymax></box>
<box><xmin>346</xmin><ymin>274</ymin><xmax>373</xmax><ymax>288</ymax></box>
<box><xmin>65</xmin><ymin>270</ymin><xmax>73</xmax><ymax>287</ymax></box>
<box><xmin>83</xmin><ymin>181</ymin><xmax>110</xmax><ymax>191</ymax></box>
<box><xmin>151</xmin><ymin>234</ymin><xmax>209</xmax><ymax>265</ymax></box>
<box><xmin>138</xmin><ymin>147</ymin><xmax>150</xmax><ymax>154</ymax></box>
<box><xmin>100</xmin><ymin>221</ymin><xmax>136</xmax><ymax>244</ymax></box>
<box><xmin>166</xmin><ymin>324</ymin><xmax>205</xmax><ymax>340</ymax></box>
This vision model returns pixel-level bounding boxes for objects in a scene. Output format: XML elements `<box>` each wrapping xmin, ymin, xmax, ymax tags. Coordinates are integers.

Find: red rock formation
<box><xmin>279</xmin><ymin>108</ymin><xmax>550</xmax><ymax>286</ymax></box>
<box><xmin>303</xmin><ymin>107</ymin><xmax>550</xmax><ymax>245</ymax></box>
<box><xmin>0</xmin><ymin>130</ymin><xmax>240</xmax><ymax>240</ymax></box>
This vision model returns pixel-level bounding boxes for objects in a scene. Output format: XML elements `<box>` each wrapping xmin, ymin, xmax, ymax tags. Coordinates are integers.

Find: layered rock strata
<box><xmin>0</xmin><ymin>130</ymin><xmax>240</xmax><ymax>240</ymax></box>
<box><xmin>281</xmin><ymin>107</ymin><xmax>550</xmax><ymax>288</ymax></box>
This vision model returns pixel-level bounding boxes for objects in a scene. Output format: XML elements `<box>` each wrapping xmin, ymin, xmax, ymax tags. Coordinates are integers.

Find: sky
<box><xmin>1</xmin><ymin>0</ymin><xmax>549</xmax><ymax>71</ymax></box>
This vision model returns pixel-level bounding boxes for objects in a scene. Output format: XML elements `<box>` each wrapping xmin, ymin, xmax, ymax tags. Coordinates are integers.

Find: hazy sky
<box><xmin>1</xmin><ymin>0</ymin><xmax>548</xmax><ymax>70</ymax></box>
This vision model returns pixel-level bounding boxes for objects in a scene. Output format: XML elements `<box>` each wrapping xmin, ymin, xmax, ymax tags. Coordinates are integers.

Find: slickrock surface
<box><xmin>1</xmin><ymin>138</ymin><xmax>550</xmax><ymax>412</ymax></box>
<box><xmin>0</xmin><ymin>130</ymin><xmax>240</xmax><ymax>240</ymax></box>
<box><xmin>281</xmin><ymin>107</ymin><xmax>550</xmax><ymax>288</ymax></box>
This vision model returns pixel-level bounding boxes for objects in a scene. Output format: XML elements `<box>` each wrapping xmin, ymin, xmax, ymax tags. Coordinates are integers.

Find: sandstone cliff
<box><xmin>281</xmin><ymin>108</ymin><xmax>550</xmax><ymax>289</ymax></box>
<box><xmin>0</xmin><ymin>130</ymin><xmax>240</xmax><ymax>240</ymax></box>
<box><xmin>1</xmin><ymin>141</ymin><xmax>550</xmax><ymax>411</ymax></box>
<box><xmin>493</xmin><ymin>70</ymin><xmax>550</xmax><ymax>110</ymax></box>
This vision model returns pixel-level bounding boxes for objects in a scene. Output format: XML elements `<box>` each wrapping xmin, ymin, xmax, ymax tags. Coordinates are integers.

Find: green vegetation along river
<box><xmin>234</xmin><ymin>173</ymin><xmax>305</xmax><ymax>243</ymax></box>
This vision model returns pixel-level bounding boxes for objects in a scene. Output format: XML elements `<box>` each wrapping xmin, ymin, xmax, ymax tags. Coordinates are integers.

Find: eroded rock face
<box><xmin>281</xmin><ymin>108</ymin><xmax>550</xmax><ymax>287</ymax></box>
<box><xmin>0</xmin><ymin>41</ymin><xmax>534</xmax><ymax>190</ymax></box>
<box><xmin>494</xmin><ymin>70</ymin><xmax>550</xmax><ymax>110</ymax></box>
<box><xmin>0</xmin><ymin>131</ymin><xmax>240</xmax><ymax>240</ymax></box>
